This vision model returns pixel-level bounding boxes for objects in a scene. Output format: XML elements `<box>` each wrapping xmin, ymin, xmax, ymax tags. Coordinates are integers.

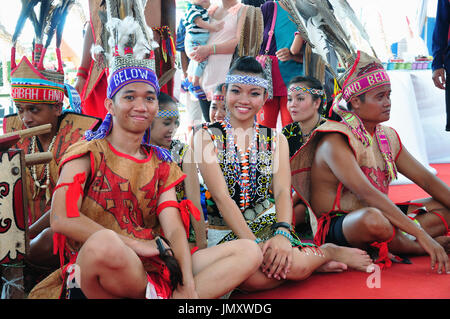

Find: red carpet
<box><xmin>232</xmin><ymin>164</ymin><xmax>450</xmax><ymax>299</ymax></box>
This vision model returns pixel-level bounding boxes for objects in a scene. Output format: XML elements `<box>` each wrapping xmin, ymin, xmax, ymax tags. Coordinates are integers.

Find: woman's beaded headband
<box><xmin>156</xmin><ymin>109</ymin><xmax>179</xmax><ymax>118</ymax></box>
<box><xmin>225</xmin><ymin>74</ymin><xmax>269</xmax><ymax>90</ymax></box>
<box><xmin>213</xmin><ymin>94</ymin><xmax>225</xmax><ymax>101</ymax></box>
<box><xmin>288</xmin><ymin>85</ymin><xmax>327</xmax><ymax>105</ymax></box>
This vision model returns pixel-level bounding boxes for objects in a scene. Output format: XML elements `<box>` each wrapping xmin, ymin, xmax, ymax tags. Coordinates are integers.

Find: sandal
<box><xmin>189</xmin><ymin>84</ymin><xmax>207</xmax><ymax>100</ymax></box>
<box><xmin>180</xmin><ymin>78</ymin><xmax>191</xmax><ymax>92</ymax></box>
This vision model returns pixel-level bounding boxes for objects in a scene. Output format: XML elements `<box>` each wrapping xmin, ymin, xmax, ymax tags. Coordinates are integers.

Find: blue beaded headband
<box><xmin>225</xmin><ymin>74</ymin><xmax>269</xmax><ymax>90</ymax></box>
<box><xmin>156</xmin><ymin>109</ymin><xmax>179</xmax><ymax>118</ymax></box>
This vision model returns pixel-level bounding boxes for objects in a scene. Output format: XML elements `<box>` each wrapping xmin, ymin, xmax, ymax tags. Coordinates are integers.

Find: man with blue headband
<box><xmin>28</xmin><ymin>12</ymin><xmax>262</xmax><ymax>299</ymax></box>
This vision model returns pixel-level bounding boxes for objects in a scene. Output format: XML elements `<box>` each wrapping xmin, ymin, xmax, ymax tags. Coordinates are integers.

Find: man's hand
<box><xmin>129</xmin><ymin>238</ymin><xmax>161</xmax><ymax>258</ymax></box>
<box><xmin>171</xmin><ymin>279</ymin><xmax>199</xmax><ymax>299</ymax></box>
<box><xmin>415</xmin><ymin>231</ymin><xmax>449</xmax><ymax>274</ymax></box>
<box><xmin>432</xmin><ymin>68</ymin><xmax>446</xmax><ymax>89</ymax></box>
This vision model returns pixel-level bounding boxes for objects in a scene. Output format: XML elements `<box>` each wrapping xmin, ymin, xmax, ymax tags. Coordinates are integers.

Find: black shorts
<box><xmin>323</xmin><ymin>204</ymin><xmax>424</xmax><ymax>247</ymax></box>
<box><xmin>325</xmin><ymin>214</ymin><xmax>350</xmax><ymax>247</ymax></box>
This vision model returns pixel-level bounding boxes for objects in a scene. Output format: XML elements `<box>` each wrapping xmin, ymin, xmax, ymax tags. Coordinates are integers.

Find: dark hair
<box><xmin>214</xmin><ymin>83</ymin><xmax>226</xmax><ymax>94</ymax></box>
<box><xmin>288</xmin><ymin>75</ymin><xmax>326</xmax><ymax>112</ymax></box>
<box><xmin>158</xmin><ymin>92</ymin><xmax>177</xmax><ymax>110</ymax></box>
<box><xmin>225</xmin><ymin>56</ymin><xmax>267</xmax><ymax>94</ymax></box>
<box><xmin>227</xmin><ymin>56</ymin><xmax>266</xmax><ymax>79</ymax></box>
<box><xmin>346</xmin><ymin>93</ymin><xmax>366</xmax><ymax>111</ymax></box>
<box><xmin>156</xmin><ymin>236</ymin><xmax>183</xmax><ymax>290</ymax></box>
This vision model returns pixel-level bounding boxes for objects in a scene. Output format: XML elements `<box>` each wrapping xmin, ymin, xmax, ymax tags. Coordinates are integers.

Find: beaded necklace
<box><xmin>29</xmin><ymin>134</ymin><xmax>57</xmax><ymax>201</ymax></box>
<box><xmin>222</xmin><ymin>118</ymin><xmax>260</xmax><ymax>212</ymax></box>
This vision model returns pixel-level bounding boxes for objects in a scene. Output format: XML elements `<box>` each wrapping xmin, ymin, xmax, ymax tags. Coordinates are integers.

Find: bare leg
<box><xmin>75</xmin><ymin>230</ymin><xmax>148</xmax><ymax>299</ymax></box>
<box><xmin>389</xmin><ymin>199</ymin><xmax>450</xmax><ymax>255</ymax></box>
<box><xmin>293</xmin><ymin>203</ymin><xmax>307</xmax><ymax>226</ymax></box>
<box><xmin>342</xmin><ymin>207</ymin><xmax>394</xmax><ymax>249</ymax></box>
<box><xmin>191</xmin><ymin>239</ymin><xmax>262</xmax><ymax>298</ymax></box>
<box><xmin>26</xmin><ymin>227</ymin><xmax>59</xmax><ymax>267</ymax></box>
<box><xmin>239</xmin><ymin>242</ymin><xmax>371</xmax><ymax>292</ymax></box>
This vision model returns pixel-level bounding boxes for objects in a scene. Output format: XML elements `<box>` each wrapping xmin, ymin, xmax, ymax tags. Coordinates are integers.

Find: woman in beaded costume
<box><xmin>282</xmin><ymin>76</ymin><xmax>327</xmax><ymax>231</ymax></box>
<box><xmin>27</xmin><ymin>11</ymin><xmax>263</xmax><ymax>299</ymax></box>
<box><xmin>192</xmin><ymin>56</ymin><xmax>373</xmax><ymax>291</ymax></box>
<box><xmin>149</xmin><ymin>92</ymin><xmax>207</xmax><ymax>250</ymax></box>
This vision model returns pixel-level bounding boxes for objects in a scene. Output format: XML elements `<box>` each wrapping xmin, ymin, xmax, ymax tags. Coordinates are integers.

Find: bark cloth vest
<box><xmin>290</xmin><ymin>120</ymin><xmax>402</xmax><ymax>266</ymax></box>
<box><xmin>27</xmin><ymin>138</ymin><xmax>185</xmax><ymax>299</ymax></box>
<box><xmin>2</xmin><ymin>112</ymin><xmax>101</xmax><ymax>225</ymax></box>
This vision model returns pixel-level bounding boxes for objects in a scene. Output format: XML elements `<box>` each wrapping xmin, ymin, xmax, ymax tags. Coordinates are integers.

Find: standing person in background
<box><xmin>176</xmin><ymin>17</ymin><xmax>204</xmax><ymax>130</ymax></box>
<box><xmin>431</xmin><ymin>0</ymin><xmax>450</xmax><ymax>131</ymax></box>
<box><xmin>242</xmin><ymin>0</ymin><xmax>270</xmax><ymax>7</ymax></box>
<box><xmin>256</xmin><ymin>1</ymin><xmax>304</xmax><ymax>130</ymax></box>
<box><xmin>183</xmin><ymin>0</ymin><xmax>224</xmax><ymax>101</ymax></box>
<box><xmin>189</xmin><ymin>0</ymin><xmax>248</xmax><ymax>122</ymax></box>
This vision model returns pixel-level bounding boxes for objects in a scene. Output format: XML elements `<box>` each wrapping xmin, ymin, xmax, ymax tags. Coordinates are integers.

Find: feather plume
<box><xmin>55</xmin><ymin>0</ymin><xmax>75</xmax><ymax>48</ymax></box>
<box><xmin>36</xmin><ymin>0</ymin><xmax>53</xmax><ymax>44</ymax></box>
<box><xmin>133</xmin><ymin>0</ymin><xmax>159</xmax><ymax>51</ymax></box>
<box><xmin>12</xmin><ymin>0</ymin><xmax>40</xmax><ymax>46</ymax></box>
<box><xmin>328</xmin><ymin>0</ymin><xmax>378</xmax><ymax>57</ymax></box>
<box><xmin>44</xmin><ymin>1</ymin><xmax>62</xmax><ymax>48</ymax></box>
<box><xmin>90</xmin><ymin>44</ymin><xmax>105</xmax><ymax>62</ymax></box>
<box><xmin>309</xmin><ymin>0</ymin><xmax>354</xmax><ymax>56</ymax></box>
<box><xmin>306</xmin><ymin>16</ymin><xmax>329</xmax><ymax>63</ymax></box>
<box><xmin>280</xmin><ymin>0</ymin><xmax>314</xmax><ymax>48</ymax></box>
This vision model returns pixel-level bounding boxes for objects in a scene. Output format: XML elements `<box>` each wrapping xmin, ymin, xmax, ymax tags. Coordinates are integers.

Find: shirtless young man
<box><xmin>291</xmin><ymin>51</ymin><xmax>450</xmax><ymax>274</ymax></box>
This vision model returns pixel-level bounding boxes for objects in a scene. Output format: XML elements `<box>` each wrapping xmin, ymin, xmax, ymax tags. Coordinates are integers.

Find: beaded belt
<box><xmin>208</xmin><ymin>199</ymin><xmax>273</xmax><ymax>227</ymax></box>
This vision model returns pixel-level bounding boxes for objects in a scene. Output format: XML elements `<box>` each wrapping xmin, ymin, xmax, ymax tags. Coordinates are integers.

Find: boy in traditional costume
<box><xmin>27</xmin><ymin>13</ymin><xmax>262</xmax><ymax>299</ymax></box>
<box><xmin>291</xmin><ymin>51</ymin><xmax>450</xmax><ymax>273</ymax></box>
<box><xmin>3</xmin><ymin>0</ymin><xmax>101</xmax><ymax>287</ymax></box>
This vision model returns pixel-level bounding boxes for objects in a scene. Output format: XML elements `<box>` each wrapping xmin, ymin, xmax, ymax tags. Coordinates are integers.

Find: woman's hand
<box><xmin>261</xmin><ymin>233</ymin><xmax>293</xmax><ymax>280</ymax></box>
<box><xmin>190</xmin><ymin>45</ymin><xmax>212</xmax><ymax>62</ymax></box>
<box><xmin>276</xmin><ymin>47</ymin><xmax>293</xmax><ymax>62</ymax></box>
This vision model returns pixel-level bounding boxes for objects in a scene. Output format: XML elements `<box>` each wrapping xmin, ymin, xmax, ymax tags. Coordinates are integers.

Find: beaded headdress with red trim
<box><xmin>10</xmin><ymin>0</ymin><xmax>81</xmax><ymax>112</ymax></box>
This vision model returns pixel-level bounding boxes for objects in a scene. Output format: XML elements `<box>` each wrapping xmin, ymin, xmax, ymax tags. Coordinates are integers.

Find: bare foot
<box><xmin>321</xmin><ymin>243</ymin><xmax>373</xmax><ymax>272</ymax></box>
<box><xmin>316</xmin><ymin>260</ymin><xmax>347</xmax><ymax>273</ymax></box>
<box><xmin>434</xmin><ymin>235</ymin><xmax>450</xmax><ymax>253</ymax></box>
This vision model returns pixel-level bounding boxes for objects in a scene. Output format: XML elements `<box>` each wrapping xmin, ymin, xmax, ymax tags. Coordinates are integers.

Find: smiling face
<box><xmin>287</xmin><ymin>83</ymin><xmax>321</xmax><ymax>123</ymax></box>
<box><xmin>210</xmin><ymin>98</ymin><xmax>226</xmax><ymax>122</ymax></box>
<box><xmin>349</xmin><ymin>84</ymin><xmax>392</xmax><ymax>126</ymax></box>
<box><xmin>150</xmin><ymin>102</ymin><xmax>180</xmax><ymax>149</ymax></box>
<box><xmin>105</xmin><ymin>81</ymin><xmax>158</xmax><ymax>136</ymax></box>
<box><xmin>224</xmin><ymin>73</ymin><xmax>268</xmax><ymax>126</ymax></box>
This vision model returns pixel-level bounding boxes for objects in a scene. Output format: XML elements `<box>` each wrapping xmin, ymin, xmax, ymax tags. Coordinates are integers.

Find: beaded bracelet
<box><xmin>255</xmin><ymin>238</ymin><xmax>262</xmax><ymax>244</ymax></box>
<box><xmin>271</xmin><ymin>222</ymin><xmax>293</xmax><ymax>231</ymax></box>
<box><xmin>274</xmin><ymin>229</ymin><xmax>293</xmax><ymax>243</ymax></box>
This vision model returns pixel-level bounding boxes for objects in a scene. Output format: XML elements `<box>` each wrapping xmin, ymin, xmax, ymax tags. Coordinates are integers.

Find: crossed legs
<box><xmin>340</xmin><ymin>201</ymin><xmax>450</xmax><ymax>255</ymax></box>
<box><xmin>74</xmin><ymin>229</ymin><xmax>263</xmax><ymax>299</ymax></box>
